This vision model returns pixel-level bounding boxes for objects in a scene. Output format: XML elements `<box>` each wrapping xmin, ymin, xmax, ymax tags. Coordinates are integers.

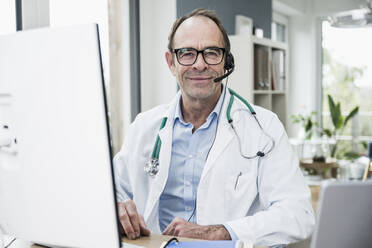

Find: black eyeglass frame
<box><xmin>171</xmin><ymin>47</ymin><xmax>226</xmax><ymax>66</ymax></box>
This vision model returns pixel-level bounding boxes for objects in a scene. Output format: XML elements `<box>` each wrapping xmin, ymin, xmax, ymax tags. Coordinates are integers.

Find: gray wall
<box><xmin>177</xmin><ymin>0</ymin><xmax>272</xmax><ymax>38</ymax></box>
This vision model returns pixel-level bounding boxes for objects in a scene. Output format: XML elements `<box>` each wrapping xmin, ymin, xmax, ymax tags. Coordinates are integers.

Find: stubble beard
<box><xmin>179</xmin><ymin>71</ymin><xmax>221</xmax><ymax>102</ymax></box>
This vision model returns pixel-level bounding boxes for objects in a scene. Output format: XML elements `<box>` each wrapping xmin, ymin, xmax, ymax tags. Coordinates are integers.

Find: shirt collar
<box><xmin>174</xmin><ymin>84</ymin><xmax>226</xmax><ymax>126</ymax></box>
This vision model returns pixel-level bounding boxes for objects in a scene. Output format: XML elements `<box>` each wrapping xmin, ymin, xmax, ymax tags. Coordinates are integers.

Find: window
<box><xmin>272</xmin><ymin>12</ymin><xmax>288</xmax><ymax>43</ymax></box>
<box><xmin>321</xmin><ymin>20</ymin><xmax>372</xmax><ymax>157</ymax></box>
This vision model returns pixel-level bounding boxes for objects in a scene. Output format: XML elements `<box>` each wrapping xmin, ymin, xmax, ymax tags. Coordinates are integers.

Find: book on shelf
<box><xmin>254</xmin><ymin>46</ymin><xmax>269</xmax><ymax>90</ymax></box>
<box><xmin>272</xmin><ymin>49</ymin><xmax>285</xmax><ymax>91</ymax></box>
<box><xmin>270</xmin><ymin>60</ymin><xmax>275</xmax><ymax>90</ymax></box>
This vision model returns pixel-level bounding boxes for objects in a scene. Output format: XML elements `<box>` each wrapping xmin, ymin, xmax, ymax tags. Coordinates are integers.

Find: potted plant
<box><xmin>291</xmin><ymin>112</ymin><xmax>326</xmax><ymax>178</ymax></box>
<box><xmin>291</xmin><ymin>111</ymin><xmax>319</xmax><ymax>141</ymax></box>
<box><xmin>322</xmin><ymin>94</ymin><xmax>359</xmax><ymax>158</ymax></box>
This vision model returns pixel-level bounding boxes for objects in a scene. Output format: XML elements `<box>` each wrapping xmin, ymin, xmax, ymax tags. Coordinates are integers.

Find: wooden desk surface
<box><xmin>310</xmin><ymin>185</ymin><xmax>321</xmax><ymax>211</ymax></box>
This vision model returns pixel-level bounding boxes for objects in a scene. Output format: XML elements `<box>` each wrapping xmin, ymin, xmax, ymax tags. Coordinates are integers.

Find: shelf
<box><xmin>252</xmin><ymin>36</ymin><xmax>288</xmax><ymax>50</ymax></box>
<box><xmin>229</xmin><ymin>34</ymin><xmax>289</xmax><ymax>129</ymax></box>
<box><xmin>272</xmin><ymin>91</ymin><xmax>285</xmax><ymax>94</ymax></box>
<box><xmin>255</xmin><ymin>94</ymin><xmax>271</xmax><ymax>110</ymax></box>
<box><xmin>254</xmin><ymin>90</ymin><xmax>271</xmax><ymax>94</ymax></box>
<box><xmin>253</xmin><ymin>90</ymin><xmax>286</xmax><ymax>94</ymax></box>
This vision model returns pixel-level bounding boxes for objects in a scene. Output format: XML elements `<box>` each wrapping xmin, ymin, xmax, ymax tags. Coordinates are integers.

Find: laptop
<box><xmin>311</xmin><ymin>181</ymin><xmax>372</xmax><ymax>248</ymax></box>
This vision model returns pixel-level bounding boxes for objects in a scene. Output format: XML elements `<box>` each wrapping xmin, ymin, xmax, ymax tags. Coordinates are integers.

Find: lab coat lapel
<box><xmin>143</xmin><ymin>93</ymin><xmax>179</xmax><ymax>223</ymax></box>
<box><xmin>201</xmin><ymin>89</ymin><xmax>235</xmax><ymax>180</ymax></box>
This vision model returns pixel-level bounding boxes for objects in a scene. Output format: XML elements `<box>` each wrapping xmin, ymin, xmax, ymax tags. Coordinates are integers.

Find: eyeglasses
<box><xmin>172</xmin><ymin>47</ymin><xmax>225</xmax><ymax>66</ymax></box>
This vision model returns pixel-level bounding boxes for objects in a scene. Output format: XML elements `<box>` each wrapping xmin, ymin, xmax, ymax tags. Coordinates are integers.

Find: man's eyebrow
<box><xmin>175</xmin><ymin>46</ymin><xmax>222</xmax><ymax>50</ymax></box>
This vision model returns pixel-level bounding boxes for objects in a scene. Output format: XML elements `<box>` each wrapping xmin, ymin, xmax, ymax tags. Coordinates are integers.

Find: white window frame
<box><xmin>272</xmin><ymin>11</ymin><xmax>289</xmax><ymax>43</ymax></box>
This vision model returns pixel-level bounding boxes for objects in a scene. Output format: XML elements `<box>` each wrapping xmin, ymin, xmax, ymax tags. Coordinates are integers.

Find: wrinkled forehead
<box><xmin>172</xmin><ymin>16</ymin><xmax>225</xmax><ymax>49</ymax></box>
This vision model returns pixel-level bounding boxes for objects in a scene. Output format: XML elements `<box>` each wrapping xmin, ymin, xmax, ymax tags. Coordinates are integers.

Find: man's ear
<box><xmin>165</xmin><ymin>51</ymin><xmax>176</xmax><ymax>76</ymax></box>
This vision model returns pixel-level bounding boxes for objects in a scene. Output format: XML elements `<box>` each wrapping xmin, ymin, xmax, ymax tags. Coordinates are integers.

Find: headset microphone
<box><xmin>213</xmin><ymin>67</ymin><xmax>234</xmax><ymax>83</ymax></box>
<box><xmin>214</xmin><ymin>52</ymin><xmax>235</xmax><ymax>83</ymax></box>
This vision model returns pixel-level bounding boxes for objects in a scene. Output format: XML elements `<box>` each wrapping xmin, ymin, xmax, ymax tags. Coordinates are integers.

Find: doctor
<box><xmin>114</xmin><ymin>8</ymin><xmax>315</xmax><ymax>246</ymax></box>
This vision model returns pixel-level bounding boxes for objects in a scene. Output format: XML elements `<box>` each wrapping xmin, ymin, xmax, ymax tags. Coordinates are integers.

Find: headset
<box><xmin>214</xmin><ymin>33</ymin><xmax>235</xmax><ymax>83</ymax></box>
<box><xmin>213</xmin><ymin>51</ymin><xmax>235</xmax><ymax>83</ymax></box>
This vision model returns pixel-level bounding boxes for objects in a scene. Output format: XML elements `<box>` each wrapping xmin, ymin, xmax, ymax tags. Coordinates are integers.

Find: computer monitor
<box><xmin>0</xmin><ymin>24</ymin><xmax>121</xmax><ymax>248</ymax></box>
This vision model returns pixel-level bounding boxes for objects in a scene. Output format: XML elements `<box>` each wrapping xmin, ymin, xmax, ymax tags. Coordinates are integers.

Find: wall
<box><xmin>313</xmin><ymin>0</ymin><xmax>365</xmax><ymax>16</ymax></box>
<box><xmin>140</xmin><ymin>0</ymin><xmax>177</xmax><ymax>112</ymax></box>
<box><xmin>273</xmin><ymin>0</ymin><xmax>306</xmax><ymax>15</ymax></box>
<box><xmin>177</xmin><ymin>0</ymin><xmax>272</xmax><ymax>38</ymax></box>
<box><xmin>287</xmin><ymin>9</ymin><xmax>319</xmax><ymax>137</ymax></box>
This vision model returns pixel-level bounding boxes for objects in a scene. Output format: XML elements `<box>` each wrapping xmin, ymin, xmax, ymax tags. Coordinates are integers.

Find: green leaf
<box><xmin>344</xmin><ymin>106</ymin><xmax>359</xmax><ymax>126</ymax></box>
<box><xmin>362</xmin><ymin>141</ymin><xmax>367</xmax><ymax>149</ymax></box>
<box><xmin>343</xmin><ymin>151</ymin><xmax>360</xmax><ymax>161</ymax></box>
<box><xmin>336</xmin><ymin>102</ymin><xmax>343</xmax><ymax>129</ymax></box>
<box><xmin>305</xmin><ymin>119</ymin><xmax>312</xmax><ymax>132</ymax></box>
<box><xmin>328</xmin><ymin>95</ymin><xmax>340</xmax><ymax>130</ymax></box>
<box><xmin>323</xmin><ymin>129</ymin><xmax>332</xmax><ymax>137</ymax></box>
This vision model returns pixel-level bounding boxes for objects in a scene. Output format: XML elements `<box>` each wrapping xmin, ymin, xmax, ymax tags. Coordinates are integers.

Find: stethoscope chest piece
<box><xmin>144</xmin><ymin>158</ymin><xmax>159</xmax><ymax>177</ymax></box>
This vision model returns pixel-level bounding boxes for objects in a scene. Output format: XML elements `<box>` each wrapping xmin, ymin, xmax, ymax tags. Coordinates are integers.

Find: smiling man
<box><xmin>114</xmin><ymin>8</ymin><xmax>315</xmax><ymax>247</ymax></box>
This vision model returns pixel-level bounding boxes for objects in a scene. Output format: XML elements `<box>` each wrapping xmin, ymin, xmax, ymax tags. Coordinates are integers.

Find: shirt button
<box><xmin>188</xmin><ymin>154</ymin><xmax>193</xmax><ymax>158</ymax></box>
<box><xmin>185</xmin><ymin>181</ymin><xmax>191</xmax><ymax>186</ymax></box>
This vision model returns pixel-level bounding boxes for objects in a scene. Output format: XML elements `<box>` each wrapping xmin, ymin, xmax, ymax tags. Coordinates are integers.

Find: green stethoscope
<box><xmin>144</xmin><ymin>88</ymin><xmax>275</xmax><ymax>177</ymax></box>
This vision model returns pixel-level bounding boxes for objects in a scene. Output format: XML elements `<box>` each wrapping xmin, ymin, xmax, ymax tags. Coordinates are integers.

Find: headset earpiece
<box><xmin>224</xmin><ymin>52</ymin><xmax>235</xmax><ymax>71</ymax></box>
<box><xmin>213</xmin><ymin>52</ymin><xmax>235</xmax><ymax>83</ymax></box>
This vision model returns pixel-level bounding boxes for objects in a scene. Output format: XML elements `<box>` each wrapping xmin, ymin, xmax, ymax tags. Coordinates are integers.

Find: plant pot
<box><xmin>349</xmin><ymin>162</ymin><xmax>365</xmax><ymax>180</ymax></box>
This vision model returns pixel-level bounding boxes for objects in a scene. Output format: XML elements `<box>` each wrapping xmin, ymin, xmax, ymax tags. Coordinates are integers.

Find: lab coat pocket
<box><xmin>224</xmin><ymin>172</ymin><xmax>257</xmax><ymax>219</ymax></box>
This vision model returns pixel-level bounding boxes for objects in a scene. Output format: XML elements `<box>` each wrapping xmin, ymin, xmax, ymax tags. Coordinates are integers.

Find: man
<box><xmin>114</xmin><ymin>8</ymin><xmax>315</xmax><ymax>246</ymax></box>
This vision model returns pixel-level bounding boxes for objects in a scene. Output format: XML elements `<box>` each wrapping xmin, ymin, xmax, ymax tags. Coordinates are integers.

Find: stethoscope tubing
<box><xmin>145</xmin><ymin>88</ymin><xmax>275</xmax><ymax>176</ymax></box>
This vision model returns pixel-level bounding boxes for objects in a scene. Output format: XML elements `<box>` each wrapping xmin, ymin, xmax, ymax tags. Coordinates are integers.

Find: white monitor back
<box><xmin>0</xmin><ymin>24</ymin><xmax>120</xmax><ymax>248</ymax></box>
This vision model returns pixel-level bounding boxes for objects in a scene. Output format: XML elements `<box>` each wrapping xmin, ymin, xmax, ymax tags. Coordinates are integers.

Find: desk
<box><xmin>122</xmin><ymin>234</ymin><xmax>266</xmax><ymax>248</ymax></box>
<box><xmin>26</xmin><ymin>234</ymin><xmax>267</xmax><ymax>248</ymax></box>
<box><xmin>309</xmin><ymin>185</ymin><xmax>320</xmax><ymax>211</ymax></box>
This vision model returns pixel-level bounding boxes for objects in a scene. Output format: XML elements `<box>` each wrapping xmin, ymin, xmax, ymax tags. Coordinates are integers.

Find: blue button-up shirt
<box><xmin>158</xmin><ymin>86</ymin><xmax>238</xmax><ymax>240</ymax></box>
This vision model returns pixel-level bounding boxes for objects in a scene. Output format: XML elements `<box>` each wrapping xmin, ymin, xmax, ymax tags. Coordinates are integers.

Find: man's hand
<box><xmin>162</xmin><ymin>217</ymin><xmax>231</xmax><ymax>240</ymax></box>
<box><xmin>117</xmin><ymin>200</ymin><xmax>151</xmax><ymax>239</ymax></box>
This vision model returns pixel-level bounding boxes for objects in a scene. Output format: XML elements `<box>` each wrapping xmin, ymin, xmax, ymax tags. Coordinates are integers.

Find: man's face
<box><xmin>165</xmin><ymin>16</ymin><xmax>225</xmax><ymax>102</ymax></box>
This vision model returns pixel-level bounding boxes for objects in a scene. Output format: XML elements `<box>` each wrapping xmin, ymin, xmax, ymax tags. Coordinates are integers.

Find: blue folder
<box><xmin>165</xmin><ymin>240</ymin><xmax>242</xmax><ymax>248</ymax></box>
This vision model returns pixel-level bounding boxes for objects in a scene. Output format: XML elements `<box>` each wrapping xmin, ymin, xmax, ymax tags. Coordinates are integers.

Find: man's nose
<box><xmin>192</xmin><ymin>53</ymin><xmax>208</xmax><ymax>71</ymax></box>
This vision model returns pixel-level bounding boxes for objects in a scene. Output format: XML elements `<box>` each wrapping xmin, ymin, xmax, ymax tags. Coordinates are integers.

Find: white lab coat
<box><xmin>114</xmin><ymin>89</ymin><xmax>315</xmax><ymax>246</ymax></box>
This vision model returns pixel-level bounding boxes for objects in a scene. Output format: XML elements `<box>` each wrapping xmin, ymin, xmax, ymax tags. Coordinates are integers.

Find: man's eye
<box><xmin>205</xmin><ymin>51</ymin><xmax>218</xmax><ymax>57</ymax></box>
<box><xmin>179</xmin><ymin>52</ymin><xmax>194</xmax><ymax>58</ymax></box>
<box><xmin>204</xmin><ymin>48</ymin><xmax>221</xmax><ymax>57</ymax></box>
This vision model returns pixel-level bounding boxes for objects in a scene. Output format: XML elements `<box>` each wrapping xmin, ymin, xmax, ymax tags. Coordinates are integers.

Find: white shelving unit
<box><xmin>228</xmin><ymin>34</ymin><xmax>289</xmax><ymax>128</ymax></box>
